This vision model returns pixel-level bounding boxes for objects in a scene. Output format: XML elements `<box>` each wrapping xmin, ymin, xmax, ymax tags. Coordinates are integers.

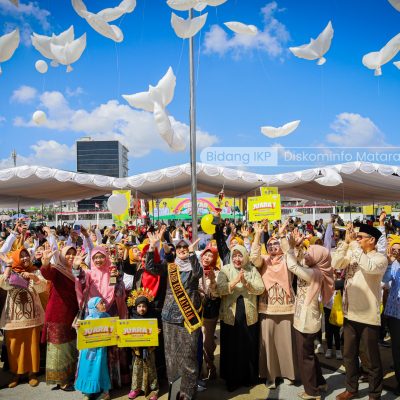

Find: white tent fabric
<box><xmin>0</xmin><ymin>166</ymin><xmax>127</xmax><ymax>207</ymax></box>
<box><xmin>0</xmin><ymin>162</ymin><xmax>400</xmax><ymax>207</ymax></box>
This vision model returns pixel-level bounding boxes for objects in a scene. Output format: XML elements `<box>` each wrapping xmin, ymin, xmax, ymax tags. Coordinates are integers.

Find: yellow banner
<box><xmin>112</xmin><ymin>190</ymin><xmax>131</xmax><ymax>227</ymax></box>
<box><xmin>149</xmin><ymin>197</ymin><xmax>243</xmax><ymax>220</ymax></box>
<box><xmin>362</xmin><ymin>205</ymin><xmax>392</xmax><ymax>215</ymax></box>
<box><xmin>117</xmin><ymin>319</ymin><xmax>159</xmax><ymax>347</ymax></box>
<box><xmin>77</xmin><ymin>317</ymin><xmax>118</xmax><ymax>350</ymax></box>
<box><xmin>247</xmin><ymin>194</ymin><xmax>281</xmax><ymax>222</ymax></box>
<box><xmin>260</xmin><ymin>187</ymin><xmax>278</xmax><ymax>196</ymax></box>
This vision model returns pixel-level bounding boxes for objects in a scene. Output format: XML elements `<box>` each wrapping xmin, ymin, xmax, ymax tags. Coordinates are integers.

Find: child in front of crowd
<box><xmin>127</xmin><ymin>288</ymin><xmax>159</xmax><ymax>400</ymax></box>
<box><xmin>75</xmin><ymin>297</ymin><xmax>111</xmax><ymax>400</ymax></box>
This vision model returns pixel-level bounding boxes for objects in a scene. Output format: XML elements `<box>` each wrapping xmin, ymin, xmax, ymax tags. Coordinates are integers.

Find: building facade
<box><xmin>76</xmin><ymin>139</ymin><xmax>129</xmax><ymax>211</ymax></box>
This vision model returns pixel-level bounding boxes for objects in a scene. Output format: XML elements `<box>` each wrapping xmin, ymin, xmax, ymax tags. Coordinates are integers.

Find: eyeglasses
<box><xmin>176</xmin><ymin>245</ymin><xmax>189</xmax><ymax>250</ymax></box>
<box><xmin>356</xmin><ymin>234</ymin><xmax>372</xmax><ymax>240</ymax></box>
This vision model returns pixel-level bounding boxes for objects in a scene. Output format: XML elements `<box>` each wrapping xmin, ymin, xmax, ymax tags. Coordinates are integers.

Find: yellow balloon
<box><xmin>201</xmin><ymin>214</ymin><xmax>216</xmax><ymax>235</ymax></box>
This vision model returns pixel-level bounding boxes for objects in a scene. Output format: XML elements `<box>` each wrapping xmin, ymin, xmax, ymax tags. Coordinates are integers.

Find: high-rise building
<box><xmin>76</xmin><ymin>138</ymin><xmax>129</xmax><ymax>211</ymax></box>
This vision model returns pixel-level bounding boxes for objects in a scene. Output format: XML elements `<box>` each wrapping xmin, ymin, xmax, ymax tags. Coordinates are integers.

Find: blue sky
<box><xmin>1</xmin><ymin>0</ymin><xmax>400</xmax><ymax>176</ymax></box>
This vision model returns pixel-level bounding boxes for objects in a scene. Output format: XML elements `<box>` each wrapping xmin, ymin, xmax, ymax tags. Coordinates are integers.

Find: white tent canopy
<box><xmin>0</xmin><ymin>162</ymin><xmax>399</xmax><ymax>207</ymax></box>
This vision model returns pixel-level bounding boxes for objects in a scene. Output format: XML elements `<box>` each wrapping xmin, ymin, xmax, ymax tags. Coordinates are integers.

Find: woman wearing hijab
<box><xmin>250</xmin><ymin>225</ymin><xmax>297</xmax><ymax>389</ymax></box>
<box><xmin>146</xmin><ymin>232</ymin><xmax>202</xmax><ymax>400</ymax></box>
<box><xmin>216</xmin><ymin>244</ymin><xmax>265</xmax><ymax>392</ymax></box>
<box><xmin>285</xmin><ymin>235</ymin><xmax>334</xmax><ymax>400</ymax></box>
<box><xmin>199</xmin><ymin>244</ymin><xmax>220</xmax><ymax>380</ymax></box>
<box><xmin>73</xmin><ymin>246</ymin><xmax>129</xmax><ymax>388</ymax></box>
<box><xmin>75</xmin><ymin>296</ymin><xmax>111</xmax><ymax>400</ymax></box>
<box><xmin>0</xmin><ymin>247</ymin><xmax>47</xmax><ymax>388</ymax></box>
<box><xmin>40</xmin><ymin>245</ymin><xmax>79</xmax><ymax>391</ymax></box>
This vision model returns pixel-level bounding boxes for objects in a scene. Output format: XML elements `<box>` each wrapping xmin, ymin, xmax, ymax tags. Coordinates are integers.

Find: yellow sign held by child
<box><xmin>77</xmin><ymin>317</ymin><xmax>119</xmax><ymax>350</ymax></box>
<box><xmin>117</xmin><ymin>319</ymin><xmax>159</xmax><ymax>347</ymax></box>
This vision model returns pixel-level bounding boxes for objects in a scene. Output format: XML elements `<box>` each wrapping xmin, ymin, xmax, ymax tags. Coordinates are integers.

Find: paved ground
<box><xmin>0</xmin><ymin>367</ymin><xmax>398</xmax><ymax>400</ymax></box>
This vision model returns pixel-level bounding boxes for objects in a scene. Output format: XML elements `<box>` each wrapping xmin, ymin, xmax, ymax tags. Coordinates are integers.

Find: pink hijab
<box><xmin>262</xmin><ymin>238</ymin><xmax>292</xmax><ymax>296</ymax></box>
<box><xmin>304</xmin><ymin>245</ymin><xmax>334</xmax><ymax>306</ymax></box>
<box><xmin>75</xmin><ymin>246</ymin><xmax>127</xmax><ymax>319</ymax></box>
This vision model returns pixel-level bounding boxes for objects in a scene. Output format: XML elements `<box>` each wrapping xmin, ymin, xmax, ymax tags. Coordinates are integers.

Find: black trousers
<box><xmin>324</xmin><ymin>307</ymin><xmax>341</xmax><ymax>350</ymax></box>
<box><xmin>387</xmin><ymin>316</ymin><xmax>400</xmax><ymax>387</ymax></box>
<box><xmin>343</xmin><ymin>319</ymin><xmax>383</xmax><ymax>398</ymax></box>
<box><xmin>294</xmin><ymin>328</ymin><xmax>326</xmax><ymax>396</ymax></box>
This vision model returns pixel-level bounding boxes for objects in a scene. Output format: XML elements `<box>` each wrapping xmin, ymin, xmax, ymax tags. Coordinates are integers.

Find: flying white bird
<box><xmin>362</xmin><ymin>32</ymin><xmax>400</xmax><ymax>76</ymax></box>
<box><xmin>261</xmin><ymin>120</ymin><xmax>300</xmax><ymax>139</ymax></box>
<box><xmin>0</xmin><ymin>29</ymin><xmax>20</xmax><ymax>74</ymax></box>
<box><xmin>122</xmin><ymin>67</ymin><xmax>176</xmax><ymax>112</ymax></box>
<box><xmin>167</xmin><ymin>0</ymin><xmax>226</xmax><ymax>12</ymax></box>
<box><xmin>50</xmin><ymin>33</ymin><xmax>87</xmax><ymax>72</ymax></box>
<box><xmin>388</xmin><ymin>0</ymin><xmax>400</xmax><ymax>12</ymax></box>
<box><xmin>224</xmin><ymin>21</ymin><xmax>258</xmax><ymax>36</ymax></box>
<box><xmin>72</xmin><ymin>0</ymin><xmax>136</xmax><ymax>42</ymax></box>
<box><xmin>289</xmin><ymin>21</ymin><xmax>334</xmax><ymax>65</ymax></box>
<box><xmin>123</xmin><ymin>67</ymin><xmax>185</xmax><ymax>151</ymax></box>
<box><xmin>31</xmin><ymin>26</ymin><xmax>75</xmax><ymax>67</ymax></box>
<box><xmin>171</xmin><ymin>12</ymin><xmax>208</xmax><ymax>39</ymax></box>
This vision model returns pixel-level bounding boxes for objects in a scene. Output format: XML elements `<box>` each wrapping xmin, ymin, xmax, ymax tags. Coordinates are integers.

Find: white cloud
<box><xmin>326</xmin><ymin>113</ymin><xmax>387</xmax><ymax>147</ymax></box>
<box><xmin>66</xmin><ymin>87</ymin><xmax>85</xmax><ymax>98</ymax></box>
<box><xmin>0</xmin><ymin>140</ymin><xmax>75</xmax><ymax>169</ymax></box>
<box><xmin>203</xmin><ymin>1</ymin><xmax>290</xmax><ymax>59</ymax></box>
<box><xmin>13</xmin><ymin>90</ymin><xmax>220</xmax><ymax>158</ymax></box>
<box><xmin>10</xmin><ymin>85</ymin><xmax>37</xmax><ymax>103</ymax></box>
<box><xmin>0</xmin><ymin>0</ymin><xmax>51</xmax><ymax>46</ymax></box>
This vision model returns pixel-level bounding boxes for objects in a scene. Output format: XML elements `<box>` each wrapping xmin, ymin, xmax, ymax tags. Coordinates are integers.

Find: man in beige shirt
<box><xmin>332</xmin><ymin>220</ymin><xmax>388</xmax><ymax>400</ymax></box>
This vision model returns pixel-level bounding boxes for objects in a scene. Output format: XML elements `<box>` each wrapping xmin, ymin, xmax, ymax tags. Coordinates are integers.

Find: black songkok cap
<box><xmin>359</xmin><ymin>224</ymin><xmax>382</xmax><ymax>243</ymax></box>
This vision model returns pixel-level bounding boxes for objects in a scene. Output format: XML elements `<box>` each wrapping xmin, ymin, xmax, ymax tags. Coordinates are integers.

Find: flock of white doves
<box><xmin>2</xmin><ymin>0</ymin><xmax>400</xmax><ymax>148</ymax></box>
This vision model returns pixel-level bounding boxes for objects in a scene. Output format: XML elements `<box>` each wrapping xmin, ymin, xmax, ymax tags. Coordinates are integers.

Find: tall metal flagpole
<box><xmin>189</xmin><ymin>8</ymin><xmax>198</xmax><ymax>241</ymax></box>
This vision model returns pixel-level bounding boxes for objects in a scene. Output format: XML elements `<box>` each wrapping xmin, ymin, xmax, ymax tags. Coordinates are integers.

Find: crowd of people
<box><xmin>0</xmin><ymin>212</ymin><xmax>399</xmax><ymax>400</ymax></box>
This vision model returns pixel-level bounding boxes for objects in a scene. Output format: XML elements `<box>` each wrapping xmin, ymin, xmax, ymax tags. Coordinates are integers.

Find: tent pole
<box><xmin>152</xmin><ymin>197</ymin><xmax>155</xmax><ymax>225</ymax></box>
<box><xmin>189</xmin><ymin>8</ymin><xmax>198</xmax><ymax>242</ymax></box>
<box><xmin>233</xmin><ymin>198</ymin><xmax>236</xmax><ymax>223</ymax></box>
<box><xmin>135</xmin><ymin>190</ymin><xmax>138</xmax><ymax>228</ymax></box>
<box><xmin>17</xmin><ymin>197</ymin><xmax>20</xmax><ymax>217</ymax></box>
<box><xmin>349</xmin><ymin>200</ymin><xmax>352</xmax><ymax>220</ymax></box>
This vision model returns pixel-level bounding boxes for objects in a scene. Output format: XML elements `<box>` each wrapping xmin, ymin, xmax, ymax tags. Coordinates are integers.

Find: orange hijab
<box><xmin>11</xmin><ymin>248</ymin><xmax>36</xmax><ymax>274</ymax></box>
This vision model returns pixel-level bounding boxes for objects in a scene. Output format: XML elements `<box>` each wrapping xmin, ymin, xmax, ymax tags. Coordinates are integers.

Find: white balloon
<box><xmin>261</xmin><ymin>120</ymin><xmax>300</xmax><ymax>139</ymax></box>
<box><xmin>122</xmin><ymin>66</ymin><xmax>176</xmax><ymax>112</ymax></box>
<box><xmin>388</xmin><ymin>0</ymin><xmax>400</xmax><ymax>11</ymax></box>
<box><xmin>35</xmin><ymin>59</ymin><xmax>48</xmax><ymax>74</ymax></box>
<box><xmin>72</xmin><ymin>0</ymin><xmax>135</xmax><ymax>42</ymax></box>
<box><xmin>50</xmin><ymin>33</ymin><xmax>86</xmax><ymax>72</ymax></box>
<box><xmin>171</xmin><ymin>12</ymin><xmax>208</xmax><ymax>39</ymax></box>
<box><xmin>32</xmin><ymin>110</ymin><xmax>47</xmax><ymax>125</ymax></box>
<box><xmin>107</xmin><ymin>194</ymin><xmax>128</xmax><ymax>215</ymax></box>
<box><xmin>154</xmin><ymin>102</ymin><xmax>175</xmax><ymax>147</ymax></box>
<box><xmin>224</xmin><ymin>21</ymin><xmax>258</xmax><ymax>36</ymax></box>
<box><xmin>394</xmin><ymin>61</ymin><xmax>400</xmax><ymax>69</ymax></box>
<box><xmin>0</xmin><ymin>29</ymin><xmax>20</xmax><ymax>74</ymax></box>
<box><xmin>289</xmin><ymin>21</ymin><xmax>334</xmax><ymax>65</ymax></box>
<box><xmin>315</xmin><ymin>169</ymin><xmax>343</xmax><ymax>187</ymax></box>
<box><xmin>362</xmin><ymin>33</ymin><xmax>400</xmax><ymax>76</ymax></box>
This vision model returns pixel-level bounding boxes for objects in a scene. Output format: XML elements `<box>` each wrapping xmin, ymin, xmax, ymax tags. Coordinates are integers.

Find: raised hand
<box><xmin>41</xmin><ymin>248</ymin><xmax>56</xmax><ymax>267</ymax></box>
<box><xmin>241</xmin><ymin>226</ymin><xmax>250</xmax><ymax>238</ymax></box>
<box><xmin>159</xmin><ymin>224</ymin><xmax>167</xmax><ymax>241</ymax></box>
<box><xmin>287</xmin><ymin>232</ymin><xmax>296</xmax><ymax>249</ymax></box>
<box><xmin>253</xmin><ymin>222</ymin><xmax>263</xmax><ymax>235</ymax></box>
<box><xmin>73</xmin><ymin>248</ymin><xmax>87</xmax><ymax>269</ymax></box>
<box><xmin>278</xmin><ymin>218</ymin><xmax>289</xmax><ymax>236</ymax></box>
<box><xmin>147</xmin><ymin>232</ymin><xmax>159</xmax><ymax>249</ymax></box>
<box><xmin>345</xmin><ymin>223</ymin><xmax>356</xmax><ymax>244</ymax></box>
<box><xmin>188</xmin><ymin>238</ymin><xmax>200</xmax><ymax>253</ymax></box>
<box><xmin>293</xmin><ymin>228</ymin><xmax>304</xmax><ymax>246</ymax></box>
<box><xmin>379</xmin><ymin>211</ymin><xmax>387</xmax><ymax>226</ymax></box>
<box><xmin>81</xmin><ymin>226</ymin><xmax>89</xmax><ymax>238</ymax></box>
<box><xmin>0</xmin><ymin>253</ymin><xmax>13</xmax><ymax>266</ymax></box>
